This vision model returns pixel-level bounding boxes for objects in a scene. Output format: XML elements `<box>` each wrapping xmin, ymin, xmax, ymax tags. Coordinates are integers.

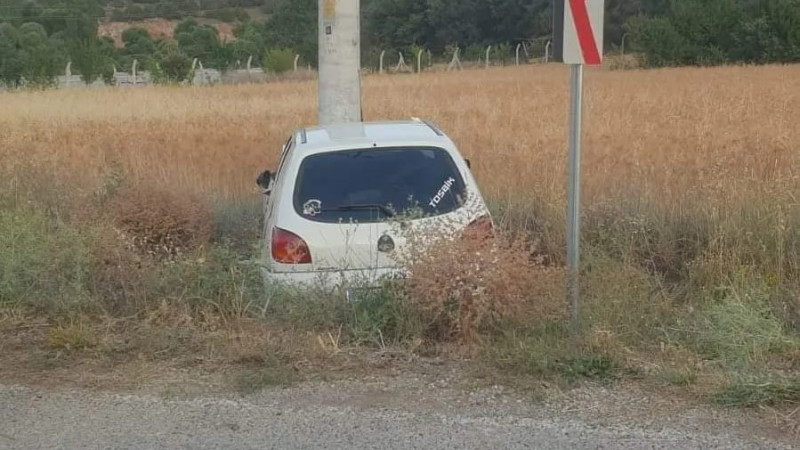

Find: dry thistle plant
<box><xmin>110</xmin><ymin>185</ymin><xmax>213</xmax><ymax>260</ymax></box>
<box><xmin>392</xmin><ymin>203</ymin><xmax>565</xmax><ymax>345</ymax></box>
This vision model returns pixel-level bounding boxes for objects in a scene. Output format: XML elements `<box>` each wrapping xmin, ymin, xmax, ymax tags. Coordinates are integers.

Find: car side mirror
<box><xmin>256</xmin><ymin>170</ymin><xmax>274</xmax><ymax>194</ymax></box>
<box><xmin>465</xmin><ymin>158</ymin><xmax>472</xmax><ymax>169</ymax></box>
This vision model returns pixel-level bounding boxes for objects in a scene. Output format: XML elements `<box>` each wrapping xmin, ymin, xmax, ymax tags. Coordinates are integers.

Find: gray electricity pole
<box><xmin>318</xmin><ymin>0</ymin><xmax>362</xmax><ymax>125</ymax></box>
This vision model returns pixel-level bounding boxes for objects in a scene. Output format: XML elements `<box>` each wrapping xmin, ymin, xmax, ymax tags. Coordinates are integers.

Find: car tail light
<box><xmin>463</xmin><ymin>215</ymin><xmax>494</xmax><ymax>240</ymax></box>
<box><xmin>271</xmin><ymin>227</ymin><xmax>312</xmax><ymax>264</ymax></box>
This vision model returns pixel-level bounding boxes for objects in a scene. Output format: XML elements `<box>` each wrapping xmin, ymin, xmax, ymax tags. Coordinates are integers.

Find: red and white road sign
<box><xmin>560</xmin><ymin>0</ymin><xmax>605</xmax><ymax>65</ymax></box>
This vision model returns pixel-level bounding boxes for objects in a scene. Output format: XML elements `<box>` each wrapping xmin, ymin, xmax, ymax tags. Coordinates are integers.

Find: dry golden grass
<box><xmin>2</xmin><ymin>65</ymin><xmax>797</xmax><ymax>207</ymax></box>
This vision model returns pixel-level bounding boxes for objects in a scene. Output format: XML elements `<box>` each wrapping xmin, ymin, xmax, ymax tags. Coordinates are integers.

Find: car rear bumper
<box><xmin>261</xmin><ymin>267</ymin><xmax>406</xmax><ymax>290</ymax></box>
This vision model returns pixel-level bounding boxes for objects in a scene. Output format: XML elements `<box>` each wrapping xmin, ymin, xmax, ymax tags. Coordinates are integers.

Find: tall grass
<box><xmin>1</xmin><ymin>64</ymin><xmax>799</xmax><ymax>400</ymax></box>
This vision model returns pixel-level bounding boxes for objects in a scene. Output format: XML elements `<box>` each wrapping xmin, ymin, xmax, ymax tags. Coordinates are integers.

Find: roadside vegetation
<box><xmin>0</xmin><ymin>65</ymin><xmax>799</xmax><ymax>413</ymax></box>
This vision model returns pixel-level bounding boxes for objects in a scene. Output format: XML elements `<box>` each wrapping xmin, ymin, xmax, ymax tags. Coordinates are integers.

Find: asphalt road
<box><xmin>0</xmin><ymin>378</ymin><xmax>794</xmax><ymax>450</ymax></box>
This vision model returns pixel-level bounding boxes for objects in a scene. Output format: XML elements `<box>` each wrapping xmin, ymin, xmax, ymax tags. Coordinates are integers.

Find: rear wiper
<box><xmin>331</xmin><ymin>204</ymin><xmax>396</xmax><ymax>217</ymax></box>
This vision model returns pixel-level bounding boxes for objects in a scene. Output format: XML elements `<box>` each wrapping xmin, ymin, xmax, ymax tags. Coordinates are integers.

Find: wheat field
<box><xmin>2</xmin><ymin>64</ymin><xmax>797</xmax><ymax>208</ymax></box>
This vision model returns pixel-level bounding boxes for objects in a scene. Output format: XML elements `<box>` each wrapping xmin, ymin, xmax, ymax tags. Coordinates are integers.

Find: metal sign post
<box><xmin>553</xmin><ymin>0</ymin><xmax>605</xmax><ymax>334</ymax></box>
<box><xmin>567</xmin><ymin>63</ymin><xmax>583</xmax><ymax>333</ymax></box>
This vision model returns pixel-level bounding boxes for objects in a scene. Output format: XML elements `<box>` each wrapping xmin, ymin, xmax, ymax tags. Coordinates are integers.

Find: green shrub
<box><xmin>266</xmin><ymin>281</ymin><xmax>422</xmax><ymax>348</ymax></box>
<box><xmin>262</xmin><ymin>48</ymin><xmax>294</xmax><ymax>74</ymax></box>
<box><xmin>686</xmin><ymin>278</ymin><xmax>800</xmax><ymax>372</ymax></box>
<box><xmin>210</xmin><ymin>197</ymin><xmax>262</xmax><ymax>256</ymax></box>
<box><xmin>154</xmin><ymin>245</ymin><xmax>268</xmax><ymax>321</ymax></box>
<box><xmin>0</xmin><ymin>209</ymin><xmax>94</xmax><ymax>315</ymax></box>
<box><xmin>340</xmin><ymin>283</ymin><xmax>422</xmax><ymax>347</ymax></box>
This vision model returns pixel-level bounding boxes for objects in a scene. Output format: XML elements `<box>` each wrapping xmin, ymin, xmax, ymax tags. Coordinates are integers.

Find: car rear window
<box><xmin>293</xmin><ymin>146</ymin><xmax>467</xmax><ymax>223</ymax></box>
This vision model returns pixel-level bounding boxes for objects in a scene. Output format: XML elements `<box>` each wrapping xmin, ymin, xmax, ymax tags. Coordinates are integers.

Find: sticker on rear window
<box><xmin>429</xmin><ymin>177</ymin><xmax>457</xmax><ymax>208</ymax></box>
<box><xmin>303</xmin><ymin>199</ymin><xmax>322</xmax><ymax>216</ymax></box>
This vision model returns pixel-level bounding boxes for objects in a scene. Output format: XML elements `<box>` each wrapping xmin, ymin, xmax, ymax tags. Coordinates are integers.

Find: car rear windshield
<box><xmin>293</xmin><ymin>146</ymin><xmax>467</xmax><ymax>223</ymax></box>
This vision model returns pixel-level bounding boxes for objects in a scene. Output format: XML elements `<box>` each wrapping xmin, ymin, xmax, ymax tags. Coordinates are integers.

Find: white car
<box><xmin>256</xmin><ymin>118</ymin><xmax>492</xmax><ymax>289</ymax></box>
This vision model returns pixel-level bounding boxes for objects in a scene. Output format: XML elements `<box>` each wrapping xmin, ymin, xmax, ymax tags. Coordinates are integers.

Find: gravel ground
<box><xmin>1</xmin><ymin>374</ymin><xmax>796</xmax><ymax>450</ymax></box>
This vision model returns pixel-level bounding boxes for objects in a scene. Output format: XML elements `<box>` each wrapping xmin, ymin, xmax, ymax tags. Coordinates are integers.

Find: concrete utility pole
<box><xmin>318</xmin><ymin>0</ymin><xmax>362</xmax><ymax>125</ymax></box>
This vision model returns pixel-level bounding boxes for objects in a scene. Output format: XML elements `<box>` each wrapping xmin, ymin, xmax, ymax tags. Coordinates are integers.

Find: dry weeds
<box><xmin>403</xmin><ymin>233</ymin><xmax>565</xmax><ymax>345</ymax></box>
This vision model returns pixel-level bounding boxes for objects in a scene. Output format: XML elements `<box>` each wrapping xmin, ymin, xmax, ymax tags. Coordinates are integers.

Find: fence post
<box><xmin>544</xmin><ymin>40</ymin><xmax>552</xmax><ymax>64</ymax></box>
<box><xmin>416</xmin><ymin>49</ymin><xmax>423</xmax><ymax>74</ymax></box>
<box><xmin>395</xmin><ymin>52</ymin><xmax>411</xmax><ymax>73</ymax></box>
<box><xmin>621</xmin><ymin>33</ymin><xmax>628</xmax><ymax>58</ymax></box>
<box><xmin>64</xmin><ymin>61</ymin><xmax>71</xmax><ymax>88</ymax></box>
<box><xmin>515</xmin><ymin>43</ymin><xmax>522</xmax><ymax>65</ymax></box>
<box><xmin>132</xmin><ymin>59</ymin><xmax>138</xmax><ymax>86</ymax></box>
<box><xmin>447</xmin><ymin>47</ymin><xmax>462</xmax><ymax>71</ymax></box>
<box><xmin>379</xmin><ymin>50</ymin><xmax>386</xmax><ymax>74</ymax></box>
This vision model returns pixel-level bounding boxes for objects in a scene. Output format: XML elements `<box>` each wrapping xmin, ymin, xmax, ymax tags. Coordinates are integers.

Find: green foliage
<box><xmin>2</xmin><ymin>0</ymin><xmax>799</xmax><ymax>78</ymax></box>
<box><xmin>693</xmin><ymin>282</ymin><xmax>799</xmax><ymax>368</ymax></box>
<box><xmin>259</xmin><ymin>0</ymin><xmax>316</xmax><ymax>67</ymax></box>
<box><xmin>627</xmin><ymin>0</ymin><xmax>800</xmax><ymax>67</ymax></box>
<box><xmin>19</xmin><ymin>22</ymin><xmax>61</xmax><ymax>87</ymax></box>
<box><xmin>174</xmin><ymin>19</ymin><xmax>233</xmax><ymax>71</ymax></box>
<box><xmin>0</xmin><ymin>21</ymin><xmax>23</xmax><ymax>86</ymax></box>
<box><xmin>69</xmin><ymin>37</ymin><xmax>114</xmax><ymax>84</ymax></box>
<box><xmin>156</xmin><ymin>52</ymin><xmax>192</xmax><ymax>84</ymax></box>
<box><xmin>261</xmin><ymin>47</ymin><xmax>293</xmax><ymax>73</ymax></box>
<box><xmin>342</xmin><ymin>284</ymin><xmax>422</xmax><ymax>347</ymax></box>
<box><xmin>0</xmin><ymin>209</ymin><xmax>94</xmax><ymax>315</ymax></box>
<box><xmin>625</xmin><ymin>16</ymin><xmax>688</xmax><ymax>67</ymax></box>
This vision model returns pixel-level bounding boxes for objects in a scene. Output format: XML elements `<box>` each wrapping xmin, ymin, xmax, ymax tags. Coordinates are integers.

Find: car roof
<box><xmin>293</xmin><ymin>119</ymin><xmax>451</xmax><ymax>157</ymax></box>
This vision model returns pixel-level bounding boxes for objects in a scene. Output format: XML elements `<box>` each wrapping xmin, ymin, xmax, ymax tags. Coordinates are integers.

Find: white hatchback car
<box><xmin>256</xmin><ymin>119</ymin><xmax>492</xmax><ymax>289</ymax></box>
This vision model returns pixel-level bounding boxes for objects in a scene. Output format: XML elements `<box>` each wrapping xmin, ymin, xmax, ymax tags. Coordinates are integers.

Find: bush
<box><xmin>0</xmin><ymin>209</ymin><xmax>94</xmax><ymax>315</ymax></box>
<box><xmin>110</xmin><ymin>185</ymin><xmax>212</xmax><ymax>260</ymax></box>
<box><xmin>262</xmin><ymin>48</ymin><xmax>294</xmax><ymax>74</ymax></box>
<box><xmin>400</xmin><ymin>229</ymin><xmax>564</xmax><ymax>345</ymax></box>
<box><xmin>154</xmin><ymin>245</ymin><xmax>268</xmax><ymax>322</ymax></box>
<box><xmin>157</xmin><ymin>53</ymin><xmax>193</xmax><ymax>83</ymax></box>
<box><xmin>210</xmin><ymin>198</ymin><xmax>262</xmax><ymax>255</ymax></box>
<box><xmin>340</xmin><ymin>283</ymin><xmax>422</xmax><ymax>347</ymax></box>
<box><xmin>693</xmin><ymin>281</ymin><xmax>800</xmax><ymax>368</ymax></box>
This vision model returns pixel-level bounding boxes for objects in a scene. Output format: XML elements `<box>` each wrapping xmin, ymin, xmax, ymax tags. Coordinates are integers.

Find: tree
<box><xmin>120</xmin><ymin>27</ymin><xmax>157</xmax><ymax>70</ymax></box>
<box><xmin>37</xmin><ymin>0</ymin><xmax>103</xmax><ymax>42</ymax></box>
<box><xmin>0</xmin><ymin>22</ymin><xmax>23</xmax><ymax>87</ymax></box>
<box><xmin>261</xmin><ymin>0</ymin><xmax>317</xmax><ymax>66</ymax></box>
<box><xmin>69</xmin><ymin>37</ymin><xmax>113</xmax><ymax>84</ymax></box>
<box><xmin>625</xmin><ymin>0</ymin><xmax>800</xmax><ymax>67</ymax></box>
<box><xmin>158</xmin><ymin>52</ymin><xmax>192</xmax><ymax>83</ymax></box>
<box><xmin>18</xmin><ymin>22</ymin><xmax>60</xmax><ymax>87</ymax></box>
<box><xmin>625</xmin><ymin>16</ymin><xmax>688</xmax><ymax>67</ymax></box>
